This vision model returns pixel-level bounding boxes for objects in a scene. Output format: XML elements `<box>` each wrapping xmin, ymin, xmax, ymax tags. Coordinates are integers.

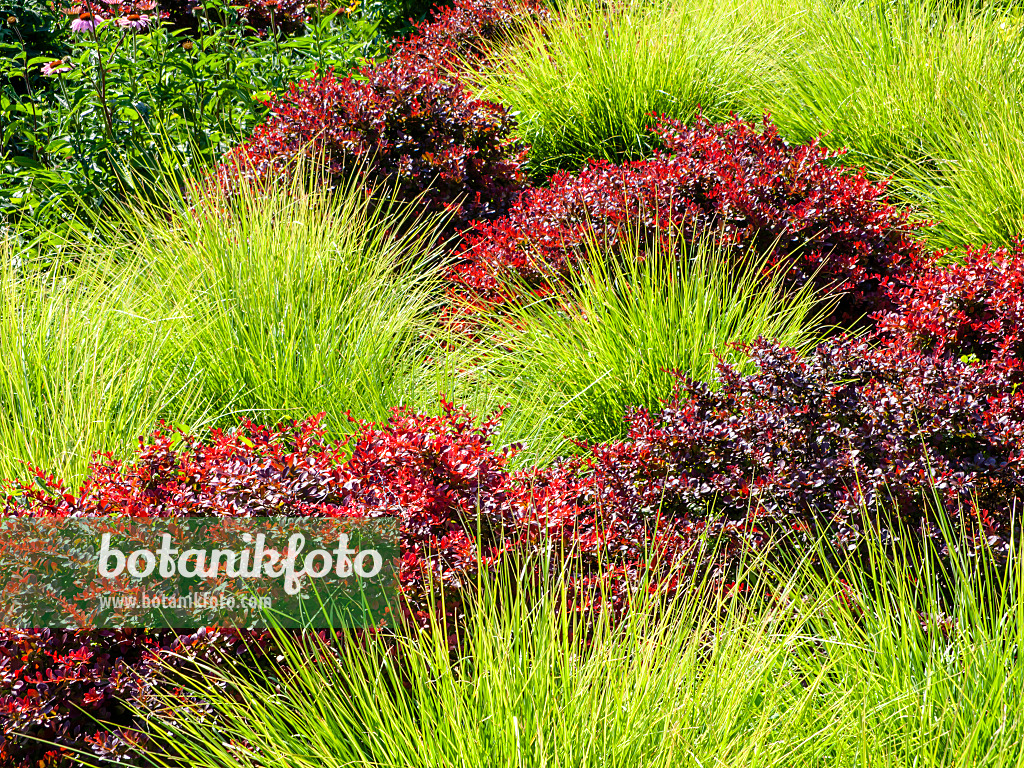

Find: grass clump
<box><xmin>0</xmin><ymin>177</ymin><xmax>451</xmax><ymax>486</ymax></box>
<box><xmin>122</xmin><ymin>177</ymin><xmax>448</xmax><ymax>436</ymax></box>
<box><xmin>0</xmin><ymin>245</ymin><xmax>208</xmax><ymax>484</ymax></box>
<box><xmin>473</xmin><ymin>0</ymin><xmax>781</xmax><ymax>177</ymax></box>
<box><xmin>453</xmin><ymin>233</ymin><xmax>826</xmax><ymax>452</ymax></box>
<box><xmin>761</xmin><ymin>0</ymin><xmax>1024</xmax><ymax>248</ymax></box>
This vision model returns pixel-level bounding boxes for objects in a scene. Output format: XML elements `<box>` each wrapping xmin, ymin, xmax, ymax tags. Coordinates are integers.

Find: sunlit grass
<box><xmin>450</xmin><ymin>231</ymin><xmax>827</xmax><ymax>451</ymax></box>
<box><xmin>0</xmin><ymin>177</ymin><xmax>453</xmax><ymax>485</ymax></box>
<box><xmin>137</xmin><ymin>521</ymin><xmax>1024</xmax><ymax>768</ymax></box>
<box><xmin>474</xmin><ymin>0</ymin><xmax>782</xmax><ymax>178</ymax></box>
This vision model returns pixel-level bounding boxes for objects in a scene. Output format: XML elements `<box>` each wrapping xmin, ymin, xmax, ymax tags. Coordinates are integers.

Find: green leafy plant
<box><xmin>0</xmin><ymin>2</ymin><xmax>379</xmax><ymax>244</ymax></box>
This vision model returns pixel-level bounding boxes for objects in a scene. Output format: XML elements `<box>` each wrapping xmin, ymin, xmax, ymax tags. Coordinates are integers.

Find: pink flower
<box><xmin>41</xmin><ymin>60</ymin><xmax>75</xmax><ymax>76</ymax></box>
<box><xmin>115</xmin><ymin>12</ymin><xmax>150</xmax><ymax>30</ymax></box>
<box><xmin>70</xmin><ymin>10</ymin><xmax>102</xmax><ymax>32</ymax></box>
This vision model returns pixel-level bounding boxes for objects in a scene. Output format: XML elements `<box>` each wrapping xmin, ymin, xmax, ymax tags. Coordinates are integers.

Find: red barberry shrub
<box><xmin>510</xmin><ymin>244</ymin><xmax>1024</xmax><ymax>582</ymax></box>
<box><xmin>330</xmin><ymin>402</ymin><xmax>519</xmax><ymax>610</ymax></box>
<box><xmin>216</xmin><ymin>0</ymin><xmax>540</xmax><ymax>229</ymax></box>
<box><xmin>5</xmin><ymin>404</ymin><xmax>518</xmax><ymax>606</ymax></box>
<box><xmin>0</xmin><ymin>627</ymin><xmax>248</xmax><ymax>767</ymax></box>
<box><xmin>0</xmin><ymin>404</ymin><xmax>522</xmax><ymax>767</ymax></box>
<box><xmin>218</xmin><ymin>59</ymin><xmax>525</xmax><ymax>229</ymax></box>
<box><xmin>874</xmin><ymin>240</ymin><xmax>1024</xmax><ymax>364</ymax></box>
<box><xmin>451</xmin><ymin>114</ymin><xmax>926</xmax><ymax>325</ymax></box>
<box><xmin>545</xmin><ymin>316</ymin><xmax>1024</xmax><ymax>579</ymax></box>
<box><xmin>392</xmin><ymin>0</ymin><xmax>550</xmax><ymax>69</ymax></box>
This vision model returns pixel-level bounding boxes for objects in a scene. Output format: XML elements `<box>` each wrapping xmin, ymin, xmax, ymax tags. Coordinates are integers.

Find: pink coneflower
<box><xmin>115</xmin><ymin>11</ymin><xmax>149</xmax><ymax>29</ymax></box>
<box><xmin>41</xmin><ymin>59</ymin><xmax>75</xmax><ymax>76</ymax></box>
<box><xmin>70</xmin><ymin>9</ymin><xmax>102</xmax><ymax>32</ymax></box>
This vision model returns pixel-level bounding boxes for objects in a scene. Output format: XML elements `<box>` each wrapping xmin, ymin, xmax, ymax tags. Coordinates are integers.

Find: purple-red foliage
<box><xmin>217</xmin><ymin>0</ymin><xmax>540</xmax><ymax>230</ymax></box>
<box><xmin>451</xmin><ymin>114</ymin><xmax>926</xmax><ymax>325</ymax></box>
<box><xmin>218</xmin><ymin>62</ymin><xmax>525</xmax><ymax>229</ymax></box>
<box><xmin>0</xmin><ymin>627</ymin><xmax>248</xmax><ymax>767</ymax></box>
<box><xmin>533</xmin><ymin>247</ymin><xmax>1024</xmax><ymax>573</ymax></box>
<box><xmin>393</xmin><ymin>0</ymin><xmax>550</xmax><ymax>68</ymax></box>
<box><xmin>5</xmin><ymin>403</ymin><xmax>519</xmax><ymax>607</ymax></box>
<box><xmin>560</xmin><ymin>336</ymin><xmax>1024</xmax><ymax>566</ymax></box>
<box><xmin>875</xmin><ymin>240</ymin><xmax>1024</xmax><ymax>364</ymax></box>
<box><xmin>0</xmin><ymin>629</ymin><xmax>154</xmax><ymax>767</ymax></box>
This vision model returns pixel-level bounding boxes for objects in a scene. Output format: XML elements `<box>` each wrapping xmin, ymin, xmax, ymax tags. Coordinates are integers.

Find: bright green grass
<box><xmin>135</xmin><ymin>526</ymin><xmax>1024</xmax><ymax>768</ymax></box>
<box><xmin>449</xmin><ymin>232</ymin><xmax>826</xmax><ymax>452</ymax></box>
<box><xmin>762</xmin><ymin>0</ymin><xmax>1024</xmax><ymax>248</ymax></box>
<box><xmin>0</xmin><ymin>181</ymin><xmax>825</xmax><ymax>481</ymax></box>
<box><xmin>120</xmin><ymin>177</ymin><xmax>449</xmax><ymax>434</ymax></box>
<box><xmin>0</xmin><ymin>180</ymin><xmax>451</xmax><ymax>485</ymax></box>
<box><xmin>0</xmin><ymin>241</ymin><xmax>211</xmax><ymax>485</ymax></box>
<box><xmin>474</xmin><ymin>0</ymin><xmax>782</xmax><ymax>179</ymax></box>
<box><xmin>478</xmin><ymin>0</ymin><xmax>1024</xmax><ymax>248</ymax></box>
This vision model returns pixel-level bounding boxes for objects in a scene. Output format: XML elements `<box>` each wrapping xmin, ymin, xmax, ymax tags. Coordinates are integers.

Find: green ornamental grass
<box><xmin>136</xmin><ymin>523</ymin><xmax>1024</xmax><ymax>768</ymax></box>
<box><xmin>0</xmin><ymin>176</ymin><xmax>451</xmax><ymax>485</ymax></box>
<box><xmin>452</xmin><ymin>229</ymin><xmax>826</xmax><ymax>452</ymax></box>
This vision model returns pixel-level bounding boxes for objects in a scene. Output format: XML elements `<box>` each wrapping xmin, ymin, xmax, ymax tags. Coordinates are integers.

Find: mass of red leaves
<box><xmin>535</xmin><ymin>243</ymin><xmax>1024</xmax><ymax>573</ymax></box>
<box><xmin>451</xmin><ymin>114</ymin><xmax>926</xmax><ymax>325</ymax></box>
<box><xmin>875</xmin><ymin>240</ymin><xmax>1024</xmax><ymax>363</ymax></box>
<box><xmin>392</xmin><ymin>0</ymin><xmax>549</xmax><ymax>67</ymax></box>
<box><xmin>216</xmin><ymin>0</ymin><xmax>544</xmax><ymax>230</ymax></box>
<box><xmin>0</xmin><ymin>404</ymin><xmax>522</xmax><ymax>766</ymax></box>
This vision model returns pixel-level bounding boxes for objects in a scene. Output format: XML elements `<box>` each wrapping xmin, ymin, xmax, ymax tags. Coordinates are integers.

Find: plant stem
<box><xmin>9</xmin><ymin>23</ymin><xmax>41</xmax><ymax>162</ymax></box>
<box><xmin>84</xmin><ymin>4</ymin><xmax>115</xmax><ymax>140</ymax></box>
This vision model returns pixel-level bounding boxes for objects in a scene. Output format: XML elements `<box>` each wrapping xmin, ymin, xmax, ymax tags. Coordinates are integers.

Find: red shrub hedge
<box><xmin>0</xmin><ymin>404</ymin><xmax>521</xmax><ymax>766</ymax></box>
<box><xmin>451</xmin><ymin>114</ymin><xmax>926</xmax><ymax>325</ymax></box>
<box><xmin>393</xmin><ymin>0</ymin><xmax>549</xmax><ymax>68</ymax></box>
<box><xmin>218</xmin><ymin>60</ymin><xmax>525</xmax><ymax>228</ymax></box>
<box><xmin>5</xmin><ymin>403</ymin><xmax>519</xmax><ymax>608</ymax></box>
<box><xmin>552</xmin><ymin>337</ymin><xmax>1024</xmax><ymax>568</ymax></box>
<box><xmin>875</xmin><ymin>240</ymin><xmax>1024</xmax><ymax>364</ymax></box>
<box><xmin>0</xmin><ymin>627</ymin><xmax>232</xmax><ymax>767</ymax></box>
<box><xmin>522</xmin><ymin>246</ymin><xmax>1024</xmax><ymax>575</ymax></box>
